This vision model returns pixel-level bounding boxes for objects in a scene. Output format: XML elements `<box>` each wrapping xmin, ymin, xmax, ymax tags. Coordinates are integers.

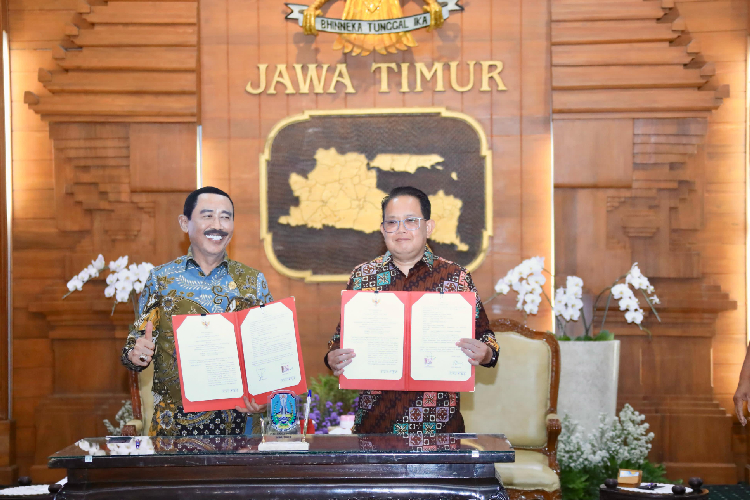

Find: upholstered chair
<box><xmin>462</xmin><ymin>318</ymin><xmax>562</xmax><ymax>500</ymax></box>
<box><xmin>122</xmin><ymin>365</ymin><xmax>154</xmax><ymax>436</ymax></box>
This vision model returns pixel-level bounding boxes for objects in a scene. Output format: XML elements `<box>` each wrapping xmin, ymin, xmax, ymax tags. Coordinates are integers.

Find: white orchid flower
<box><xmin>566</xmin><ymin>276</ymin><xmax>583</xmax><ymax>290</ymax></box>
<box><xmin>115</xmin><ymin>289</ymin><xmax>131</xmax><ymax>303</ymax></box>
<box><xmin>553</xmin><ymin>303</ymin><xmax>566</xmax><ymax>317</ymax></box>
<box><xmin>116</xmin><ymin>269</ymin><xmax>135</xmax><ymax>285</ymax></box>
<box><xmin>568</xmin><ymin>307</ymin><xmax>581</xmax><ymax>321</ymax></box>
<box><xmin>564</xmin><ymin>285</ymin><xmax>581</xmax><ymax>298</ymax></box>
<box><xmin>611</xmin><ymin>283</ymin><xmax>629</xmax><ymax>299</ymax></box>
<box><xmin>523</xmin><ymin>301</ymin><xmax>539</xmax><ymax>315</ymax></box>
<box><xmin>506</xmin><ymin>267</ymin><xmax>519</xmax><ymax>282</ymax></box>
<box><xmin>649</xmin><ymin>295</ymin><xmax>660</xmax><ymax>305</ymax></box>
<box><xmin>554</xmin><ymin>288</ymin><xmax>566</xmax><ymax>307</ymax></box>
<box><xmin>525</xmin><ymin>293</ymin><xmax>542</xmax><ymax>307</ymax></box>
<box><xmin>67</xmin><ymin>277</ymin><xmax>84</xmax><ymax>292</ymax></box>
<box><xmin>137</xmin><ymin>263</ymin><xmax>154</xmax><ymax>282</ymax></box>
<box><xmin>528</xmin><ymin>283</ymin><xmax>542</xmax><ymax>296</ymax></box>
<box><xmin>512</xmin><ymin>279</ymin><xmax>531</xmax><ymax>295</ymax></box>
<box><xmin>104</xmin><ymin>285</ymin><xmax>116</xmax><ymax>298</ymax></box>
<box><xmin>529</xmin><ymin>256</ymin><xmax>545</xmax><ymax>273</ymax></box>
<box><xmin>618</xmin><ymin>296</ymin><xmax>639</xmax><ymax>312</ymax></box>
<box><xmin>77</xmin><ymin>269</ymin><xmax>91</xmax><ymax>283</ymax></box>
<box><xmin>109</xmin><ymin>256</ymin><xmax>129</xmax><ymax>273</ymax></box>
<box><xmin>515</xmin><ymin>293</ymin><xmax>525</xmax><ymax>310</ymax></box>
<box><xmin>626</xmin><ymin>263</ymin><xmax>653</xmax><ymax>291</ymax></box>
<box><xmin>92</xmin><ymin>254</ymin><xmax>106</xmax><ymax>271</ymax></box>
<box><xmin>106</xmin><ymin>273</ymin><xmax>118</xmax><ymax>286</ymax></box>
<box><xmin>86</xmin><ymin>264</ymin><xmax>99</xmax><ymax>279</ymax></box>
<box><xmin>627</xmin><ymin>263</ymin><xmax>643</xmax><ymax>279</ymax></box>
<box><xmin>562</xmin><ymin>307</ymin><xmax>573</xmax><ymax>321</ymax></box>
<box><xmin>632</xmin><ymin>276</ymin><xmax>650</xmax><ymax>291</ymax></box>
<box><xmin>494</xmin><ymin>280</ymin><xmax>511</xmax><ymax>294</ymax></box>
<box><xmin>115</xmin><ymin>276</ymin><xmax>134</xmax><ymax>292</ymax></box>
<box><xmin>624</xmin><ymin>309</ymin><xmax>644</xmax><ymax>324</ymax></box>
<box><xmin>517</xmin><ymin>260</ymin><xmax>533</xmax><ymax>279</ymax></box>
<box><xmin>527</xmin><ymin>272</ymin><xmax>546</xmax><ymax>287</ymax></box>
<box><xmin>566</xmin><ymin>297</ymin><xmax>583</xmax><ymax>312</ymax></box>
<box><xmin>133</xmin><ymin>280</ymin><xmax>145</xmax><ymax>294</ymax></box>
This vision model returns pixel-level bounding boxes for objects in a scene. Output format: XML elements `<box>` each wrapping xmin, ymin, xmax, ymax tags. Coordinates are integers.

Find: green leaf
<box><xmin>557</xmin><ymin>335</ymin><xmax>572</xmax><ymax>341</ymax></box>
<box><xmin>594</xmin><ymin>330</ymin><xmax>615</xmax><ymax>341</ymax></box>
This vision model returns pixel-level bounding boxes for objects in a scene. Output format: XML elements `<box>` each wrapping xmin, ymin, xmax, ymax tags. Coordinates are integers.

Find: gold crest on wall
<box><xmin>285</xmin><ymin>0</ymin><xmax>464</xmax><ymax>55</ymax></box>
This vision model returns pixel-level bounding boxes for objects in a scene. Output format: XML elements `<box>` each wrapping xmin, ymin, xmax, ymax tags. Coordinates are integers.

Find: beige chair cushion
<box><xmin>139</xmin><ymin>364</ymin><xmax>155</xmax><ymax>436</ymax></box>
<box><xmin>495</xmin><ymin>450</ymin><xmax>560</xmax><ymax>491</ymax></box>
<box><xmin>462</xmin><ymin>331</ymin><xmax>551</xmax><ymax>448</ymax></box>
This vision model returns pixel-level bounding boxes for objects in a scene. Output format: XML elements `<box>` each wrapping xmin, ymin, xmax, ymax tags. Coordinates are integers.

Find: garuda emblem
<box><xmin>286</xmin><ymin>0</ymin><xmax>463</xmax><ymax>56</ymax></box>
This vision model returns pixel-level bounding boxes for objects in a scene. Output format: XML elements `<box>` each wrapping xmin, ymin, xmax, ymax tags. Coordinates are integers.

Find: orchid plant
<box><xmin>485</xmin><ymin>258</ymin><xmax>661</xmax><ymax>340</ymax></box>
<box><xmin>63</xmin><ymin>254</ymin><xmax>155</xmax><ymax>316</ymax></box>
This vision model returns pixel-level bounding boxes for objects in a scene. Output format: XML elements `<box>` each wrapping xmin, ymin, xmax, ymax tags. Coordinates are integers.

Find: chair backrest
<box><xmin>128</xmin><ymin>365</ymin><xmax>154</xmax><ymax>436</ymax></box>
<box><xmin>462</xmin><ymin>319</ymin><xmax>560</xmax><ymax>449</ymax></box>
<box><xmin>138</xmin><ymin>365</ymin><xmax>155</xmax><ymax>435</ymax></box>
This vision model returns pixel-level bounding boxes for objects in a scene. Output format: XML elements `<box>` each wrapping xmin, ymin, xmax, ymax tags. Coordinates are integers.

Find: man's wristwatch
<box><xmin>483</xmin><ymin>348</ymin><xmax>499</xmax><ymax>367</ymax></box>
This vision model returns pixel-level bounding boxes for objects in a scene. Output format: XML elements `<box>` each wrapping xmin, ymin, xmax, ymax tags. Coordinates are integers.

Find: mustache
<box><xmin>204</xmin><ymin>229</ymin><xmax>228</xmax><ymax>237</ymax></box>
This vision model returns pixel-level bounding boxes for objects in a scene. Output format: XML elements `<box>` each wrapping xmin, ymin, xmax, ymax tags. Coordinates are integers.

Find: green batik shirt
<box><xmin>121</xmin><ymin>247</ymin><xmax>273</xmax><ymax>436</ymax></box>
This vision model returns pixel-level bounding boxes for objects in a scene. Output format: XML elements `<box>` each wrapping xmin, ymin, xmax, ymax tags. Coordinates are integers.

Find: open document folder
<box><xmin>172</xmin><ymin>297</ymin><xmax>307</xmax><ymax>412</ymax></box>
<box><xmin>339</xmin><ymin>290</ymin><xmax>476</xmax><ymax>392</ymax></box>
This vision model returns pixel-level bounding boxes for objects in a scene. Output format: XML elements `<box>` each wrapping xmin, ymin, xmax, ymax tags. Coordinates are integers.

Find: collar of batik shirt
<box><xmin>185</xmin><ymin>245</ymin><xmax>230</xmax><ymax>272</ymax></box>
<box><xmin>383</xmin><ymin>245</ymin><xmax>435</xmax><ymax>272</ymax></box>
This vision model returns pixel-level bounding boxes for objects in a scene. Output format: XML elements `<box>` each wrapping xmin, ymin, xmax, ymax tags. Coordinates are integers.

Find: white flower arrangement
<box><xmin>486</xmin><ymin>260</ymin><xmax>660</xmax><ymax>339</ymax></box>
<box><xmin>63</xmin><ymin>254</ymin><xmax>154</xmax><ymax>314</ymax></box>
<box><xmin>559</xmin><ymin>404</ymin><xmax>656</xmax><ymax>479</ymax></box>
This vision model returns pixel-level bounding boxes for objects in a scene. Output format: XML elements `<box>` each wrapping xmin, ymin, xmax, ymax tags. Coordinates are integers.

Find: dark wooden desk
<box><xmin>49</xmin><ymin>434</ymin><xmax>514</xmax><ymax>500</ymax></box>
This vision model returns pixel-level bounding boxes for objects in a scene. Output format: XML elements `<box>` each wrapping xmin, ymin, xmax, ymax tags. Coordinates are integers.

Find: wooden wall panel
<box><xmin>552</xmin><ymin>0</ymin><xmax>746</xmax><ymax>484</ymax></box>
<box><xmin>130</xmin><ymin>123</ymin><xmax>196</xmax><ymax>192</ymax></box>
<box><xmin>6</xmin><ymin>0</ymin><xmax>745</xmax><ymax>487</ymax></box>
<box><xmin>554</xmin><ymin>120</ymin><xmax>633</xmax><ymax>187</ymax></box>
<box><xmin>201</xmin><ymin>0</ymin><xmax>553</xmax><ymax>359</ymax></box>
<box><xmin>9</xmin><ymin>0</ymin><xmax>199</xmax><ymax>480</ymax></box>
<box><xmin>0</xmin><ymin>0</ymin><xmax>14</xmax><ymax>485</ymax></box>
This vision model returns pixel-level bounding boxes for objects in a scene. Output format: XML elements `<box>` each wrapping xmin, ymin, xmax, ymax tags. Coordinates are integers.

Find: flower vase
<box><xmin>557</xmin><ymin>340</ymin><xmax>620</xmax><ymax>434</ymax></box>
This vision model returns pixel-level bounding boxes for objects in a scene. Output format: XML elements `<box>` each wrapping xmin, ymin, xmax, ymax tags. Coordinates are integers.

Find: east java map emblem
<box><xmin>285</xmin><ymin>0</ymin><xmax>463</xmax><ymax>56</ymax></box>
<box><xmin>259</xmin><ymin>108</ymin><xmax>493</xmax><ymax>282</ymax></box>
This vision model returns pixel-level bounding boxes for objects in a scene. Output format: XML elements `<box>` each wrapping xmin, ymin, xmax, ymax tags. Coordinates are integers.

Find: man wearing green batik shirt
<box><xmin>121</xmin><ymin>186</ymin><xmax>273</xmax><ymax>436</ymax></box>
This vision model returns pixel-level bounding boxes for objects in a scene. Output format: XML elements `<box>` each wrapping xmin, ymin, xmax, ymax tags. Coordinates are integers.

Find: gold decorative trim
<box><xmin>259</xmin><ymin>107</ymin><xmax>493</xmax><ymax>282</ymax></box>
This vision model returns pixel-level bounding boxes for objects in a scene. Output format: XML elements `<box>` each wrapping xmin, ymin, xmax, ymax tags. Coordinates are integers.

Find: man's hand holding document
<box><xmin>172</xmin><ymin>297</ymin><xmax>307</xmax><ymax>412</ymax></box>
<box><xmin>339</xmin><ymin>290</ymin><xmax>476</xmax><ymax>392</ymax></box>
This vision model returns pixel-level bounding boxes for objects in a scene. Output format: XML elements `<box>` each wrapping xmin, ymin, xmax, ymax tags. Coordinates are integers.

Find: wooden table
<box><xmin>49</xmin><ymin>433</ymin><xmax>514</xmax><ymax>500</ymax></box>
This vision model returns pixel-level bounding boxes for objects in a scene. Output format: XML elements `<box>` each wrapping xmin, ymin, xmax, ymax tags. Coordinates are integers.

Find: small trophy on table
<box><xmin>258</xmin><ymin>389</ymin><xmax>311</xmax><ymax>451</ymax></box>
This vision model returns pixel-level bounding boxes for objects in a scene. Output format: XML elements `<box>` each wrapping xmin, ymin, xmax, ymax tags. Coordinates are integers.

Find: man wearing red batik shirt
<box><xmin>325</xmin><ymin>186</ymin><xmax>499</xmax><ymax>437</ymax></box>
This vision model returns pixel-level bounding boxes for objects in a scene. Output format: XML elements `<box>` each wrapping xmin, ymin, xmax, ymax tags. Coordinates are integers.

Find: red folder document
<box><xmin>339</xmin><ymin>290</ymin><xmax>475</xmax><ymax>392</ymax></box>
<box><xmin>172</xmin><ymin>297</ymin><xmax>307</xmax><ymax>412</ymax></box>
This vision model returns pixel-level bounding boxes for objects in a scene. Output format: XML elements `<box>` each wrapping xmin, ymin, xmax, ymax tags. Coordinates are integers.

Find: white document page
<box><xmin>342</xmin><ymin>292</ymin><xmax>404</xmax><ymax>380</ymax></box>
<box><xmin>177</xmin><ymin>315</ymin><xmax>245</xmax><ymax>402</ymax></box>
<box><xmin>410</xmin><ymin>294</ymin><xmax>473</xmax><ymax>381</ymax></box>
<box><xmin>241</xmin><ymin>302</ymin><xmax>301</xmax><ymax>395</ymax></box>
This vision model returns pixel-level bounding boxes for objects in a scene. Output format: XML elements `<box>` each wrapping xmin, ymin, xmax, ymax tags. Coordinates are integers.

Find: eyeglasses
<box><xmin>382</xmin><ymin>217</ymin><xmax>425</xmax><ymax>233</ymax></box>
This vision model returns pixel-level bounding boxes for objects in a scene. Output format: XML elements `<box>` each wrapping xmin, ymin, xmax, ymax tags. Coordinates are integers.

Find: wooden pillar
<box><xmin>0</xmin><ymin>0</ymin><xmax>17</xmax><ymax>485</ymax></box>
